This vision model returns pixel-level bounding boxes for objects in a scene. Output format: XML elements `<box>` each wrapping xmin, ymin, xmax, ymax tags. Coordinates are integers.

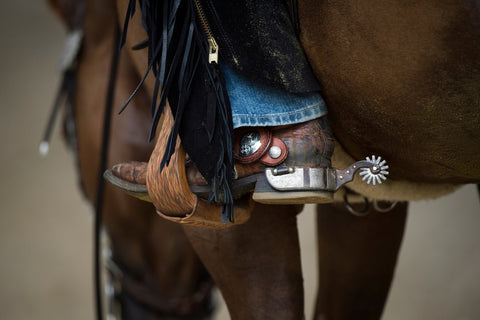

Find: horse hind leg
<box><xmin>314</xmin><ymin>201</ymin><xmax>408</xmax><ymax>320</ymax></box>
<box><xmin>183</xmin><ymin>203</ymin><xmax>305</xmax><ymax>320</ymax></box>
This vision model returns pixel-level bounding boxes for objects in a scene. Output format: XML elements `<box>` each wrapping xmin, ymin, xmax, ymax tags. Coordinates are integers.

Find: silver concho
<box><xmin>239</xmin><ymin>131</ymin><xmax>262</xmax><ymax>157</ymax></box>
<box><xmin>269</xmin><ymin>146</ymin><xmax>282</xmax><ymax>159</ymax></box>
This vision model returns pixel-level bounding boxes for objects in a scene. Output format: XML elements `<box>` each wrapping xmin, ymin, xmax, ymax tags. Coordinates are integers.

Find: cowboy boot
<box><xmin>105</xmin><ymin>115</ymin><xmax>335</xmax><ymax>205</ymax></box>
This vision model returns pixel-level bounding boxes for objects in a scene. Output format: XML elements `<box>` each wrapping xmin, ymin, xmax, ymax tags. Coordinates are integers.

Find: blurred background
<box><xmin>1</xmin><ymin>1</ymin><xmax>479</xmax><ymax>319</ymax></box>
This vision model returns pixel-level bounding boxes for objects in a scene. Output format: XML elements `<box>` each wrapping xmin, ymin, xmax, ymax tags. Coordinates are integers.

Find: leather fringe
<box><xmin>121</xmin><ymin>0</ymin><xmax>234</xmax><ymax>223</ymax></box>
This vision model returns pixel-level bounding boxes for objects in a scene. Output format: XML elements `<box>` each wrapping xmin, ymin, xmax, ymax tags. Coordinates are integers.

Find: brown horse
<box><xmin>47</xmin><ymin>0</ymin><xmax>479</xmax><ymax>319</ymax></box>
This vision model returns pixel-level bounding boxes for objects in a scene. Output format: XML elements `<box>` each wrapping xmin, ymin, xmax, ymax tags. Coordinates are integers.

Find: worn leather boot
<box><xmin>186</xmin><ymin>117</ymin><xmax>334</xmax><ymax>203</ymax></box>
<box><xmin>105</xmin><ymin>116</ymin><xmax>335</xmax><ymax>204</ymax></box>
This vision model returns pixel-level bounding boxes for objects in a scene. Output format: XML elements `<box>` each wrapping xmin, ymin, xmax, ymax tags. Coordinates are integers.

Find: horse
<box><xmin>47</xmin><ymin>0</ymin><xmax>480</xmax><ymax>319</ymax></box>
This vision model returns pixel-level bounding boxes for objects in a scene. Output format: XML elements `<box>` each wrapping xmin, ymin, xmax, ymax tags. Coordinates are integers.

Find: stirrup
<box><xmin>106</xmin><ymin>108</ymin><xmax>252</xmax><ymax>228</ymax></box>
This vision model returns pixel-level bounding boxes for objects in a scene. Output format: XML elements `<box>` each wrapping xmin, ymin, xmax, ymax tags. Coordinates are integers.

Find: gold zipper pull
<box><xmin>208</xmin><ymin>37</ymin><xmax>218</xmax><ymax>63</ymax></box>
<box><xmin>193</xmin><ymin>0</ymin><xmax>219</xmax><ymax>64</ymax></box>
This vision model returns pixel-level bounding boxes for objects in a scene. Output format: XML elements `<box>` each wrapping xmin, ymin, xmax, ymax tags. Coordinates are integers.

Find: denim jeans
<box><xmin>222</xmin><ymin>62</ymin><xmax>327</xmax><ymax>128</ymax></box>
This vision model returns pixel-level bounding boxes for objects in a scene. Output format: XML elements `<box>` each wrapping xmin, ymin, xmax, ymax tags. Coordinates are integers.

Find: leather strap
<box><xmin>234</xmin><ymin>128</ymin><xmax>288</xmax><ymax>167</ymax></box>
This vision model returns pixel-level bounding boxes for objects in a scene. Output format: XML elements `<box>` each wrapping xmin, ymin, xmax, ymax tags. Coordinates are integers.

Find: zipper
<box><xmin>193</xmin><ymin>0</ymin><xmax>219</xmax><ymax>64</ymax></box>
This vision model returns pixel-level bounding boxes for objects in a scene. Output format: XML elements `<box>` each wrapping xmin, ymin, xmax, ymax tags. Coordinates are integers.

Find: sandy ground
<box><xmin>1</xmin><ymin>2</ymin><xmax>479</xmax><ymax>319</ymax></box>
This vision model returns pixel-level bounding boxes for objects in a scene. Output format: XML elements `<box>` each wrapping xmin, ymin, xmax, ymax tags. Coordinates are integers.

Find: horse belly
<box><xmin>299</xmin><ymin>0</ymin><xmax>480</xmax><ymax>183</ymax></box>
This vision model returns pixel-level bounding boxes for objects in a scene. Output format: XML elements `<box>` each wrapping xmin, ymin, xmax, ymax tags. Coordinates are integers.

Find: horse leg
<box><xmin>183</xmin><ymin>204</ymin><xmax>305</xmax><ymax>320</ymax></box>
<box><xmin>71</xmin><ymin>0</ymin><xmax>213</xmax><ymax>317</ymax></box>
<box><xmin>314</xmin><ymin>201</ymin><xmax>408</xmax><ymax>320</ymax></box>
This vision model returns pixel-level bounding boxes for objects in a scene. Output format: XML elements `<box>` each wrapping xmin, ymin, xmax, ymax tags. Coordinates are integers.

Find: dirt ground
<box><xmin>1</xmin><ymin>2</ymin><xmax>479</xmax><ymax>319</ymax></box>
